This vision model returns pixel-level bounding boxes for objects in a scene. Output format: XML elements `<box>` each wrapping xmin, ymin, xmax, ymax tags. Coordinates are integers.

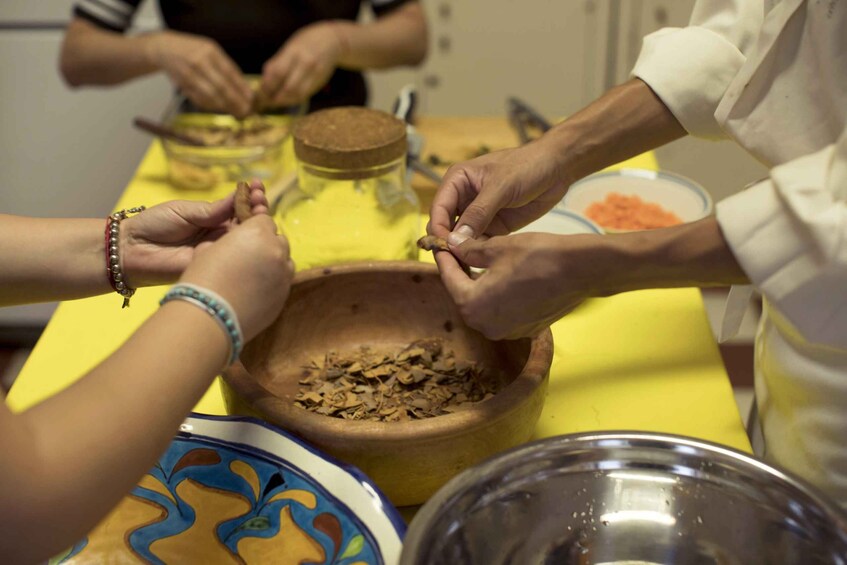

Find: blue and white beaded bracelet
<box><xmin>160</xmin><ymin>283</ymin><xmax>244</xmax><ymax>367</ymax></box>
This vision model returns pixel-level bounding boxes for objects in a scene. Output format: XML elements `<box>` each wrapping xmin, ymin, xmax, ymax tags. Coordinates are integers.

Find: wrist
<box><xmin>140</xmin><ymin>31</ymin><xmax>166</xmax><ymax>69</ymax></box>
<box><xmin>541</xmin><ymin>79</ymin><xmax>687</xmax><ymax>187</ymax></box>
<box><xmin>158</xmin><ymin>299</ymin><xmax>230</xmax><ymax>369</ymax></box>
<box><xmin>521</xmin><ymin>135</ymin><xmax>579</xmax><ymax>191</ymax></box>
<box><xmin>326</xmin><ymin>20</ymin><xmax>353</xmax><ymax>64</ymax></box>
<box><xmin>589</xmin><ymin>231</ymin><xmax>666</xmax><ymax>296</ymax></box>
<box><xmin>537</xmin><ymin>120</ymin><xmax>599</xmax><ymax>187</ymax></box>
<box><xmin>105</xmin><ymin>207</ymin><xmax>146</xmax><ymax>307</ymax></box>
<box><xmin>545</xmin><ymin>230</ymin><xmax>663</xmax><ymax>299</ymax></box>
<box><xmin>579</xmin><ymin>217</ymin><xmax>749</xmax><ymax>297</ymax></box>
<box><xmin>118</xmin><ymin>215</ymin><xmax>141</xmax><ymax>288</ymax></box>
<box><xmin>547</xmin><ymin>233</ymin><xmax>631</xmax><ymax>298</ymax></box>
<box><xmin>160</xmin><ymin>283</ymin><xmax>245</xmax><ymax>367</ymax></box>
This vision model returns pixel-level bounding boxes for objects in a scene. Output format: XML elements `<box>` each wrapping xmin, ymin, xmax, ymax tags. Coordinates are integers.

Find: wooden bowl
<box><xmin>222</xmin><ymin>261</ymin><xmax>553</xmax><ymax>506</ymax></box>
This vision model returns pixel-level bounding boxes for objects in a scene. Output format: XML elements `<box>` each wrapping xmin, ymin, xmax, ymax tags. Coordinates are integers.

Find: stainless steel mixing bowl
<box><xmin>400</xmin><ymin>432</ymin><xmax>847</xmax><ymax>564</ymax></box>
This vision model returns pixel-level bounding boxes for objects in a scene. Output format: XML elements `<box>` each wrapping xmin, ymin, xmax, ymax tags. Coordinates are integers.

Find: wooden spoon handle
<box><xmin>133</xmin><ymin>117</ymin><xmax>206</xmax><ymax>146</ymax></box>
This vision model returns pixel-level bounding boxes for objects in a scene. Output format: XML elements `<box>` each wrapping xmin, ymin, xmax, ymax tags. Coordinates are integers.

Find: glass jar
<box><xmin>276</xmin><ymin>107</ymin><xmax>420</xmax><ymax>270</ymax></box>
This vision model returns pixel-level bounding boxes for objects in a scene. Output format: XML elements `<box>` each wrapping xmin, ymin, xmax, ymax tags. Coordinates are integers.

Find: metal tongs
<box><xmin>392</xmin><ymin>85</ymin><xmax>443</xmax><ymax>185</ymax></box>
<box><xmin>507</xmin><ymin>97</ymin><xmax>553</xmax><ymax>145</ymax></box>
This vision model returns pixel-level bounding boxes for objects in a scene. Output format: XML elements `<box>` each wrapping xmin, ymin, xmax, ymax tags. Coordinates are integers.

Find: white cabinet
<box><xmin>0</xmin><ymin>2</ymin><xmax>171</xmax><ymax>219</ymax></box>
<box><xmin>0</xmin><ymin>1</ymin><xmax>172</xmax><ymax>328</ymax></box>
<box><xmin>0</xmin><ymin>34</ymin><xmax>172</xmax><ymax>219</ymax></box>
<box><xmin>368</xmin><ymin>0</ymin><xmax>612</xmax><ymax>117</ymax></box>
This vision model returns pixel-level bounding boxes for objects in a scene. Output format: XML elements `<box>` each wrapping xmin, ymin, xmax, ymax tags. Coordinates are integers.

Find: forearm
<box><xmin>60</xmin><ymin>18</ymin><xmax>159</xmax><ymax>87</ymax></box>
<box><xmin>333</xmin><ymin>3</ymin><xmax>428</xmax><ymax>69</ymax></box>
<box><xmin>542</xmin><ymin>78</ymin><xmax>687</xmax><ymax>186</ymax></box>
<box><xmin>1</xmin><ymin>302</ymin><xmax>227</xmax><ymax>562</ymax></box>
<box><xmin>584</xmin><ymin>216</ymin><xmax>749</xmax><ymax>296</ymax></box>
<box><xmin>0</xmin><ymin>215</ymin><xmax>112</xmax><ymax>305</ymax></box>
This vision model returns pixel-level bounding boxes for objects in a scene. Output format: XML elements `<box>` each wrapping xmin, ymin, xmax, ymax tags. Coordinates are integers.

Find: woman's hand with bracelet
<box><xmin>119</xmin><ymin>181</ymin><xmax>269</xmax><ymax>289</ymax></box>
<box><xmin>175</xmin><ymin>214</ymin><xmax>294</xmax><ymax>342</ymax></box>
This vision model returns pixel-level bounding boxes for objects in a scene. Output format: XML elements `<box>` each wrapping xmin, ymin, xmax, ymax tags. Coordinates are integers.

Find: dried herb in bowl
<box><xmin>178</xmin><ymin>121</ymin><xmax>289</xmax><ymax>147</ymax></box>
<box><xmin>294</xmin><ymin>338</ymin><xmax>500</xmax><ymax>422</ymax></box>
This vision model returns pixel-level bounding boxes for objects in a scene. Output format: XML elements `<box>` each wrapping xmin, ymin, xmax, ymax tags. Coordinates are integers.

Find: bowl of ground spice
<box><xmin>222</xmin><ymin>261</ymin><xmax>553</xmax><ymax>507</ymax></box>
<box><xmin>561</xmin><ymin>169</ymin><xmax>713</xmax><ymax>232</ymax></box>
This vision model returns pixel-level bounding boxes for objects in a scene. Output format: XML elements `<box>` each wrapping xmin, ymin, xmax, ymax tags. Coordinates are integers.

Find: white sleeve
<box><xmin>716</xmin><ymin>128</ymin><xmax>847</xmax><ymax>349</ymax></box>
<box><xmin>630</xmin><ymin>0</ymin><xmax>764</xmax><ymax>139</ymax></box>
<box><xmin>74</xmin><ymin>0</ymin><xmax>142</xmax><ymax>32</ymax></box>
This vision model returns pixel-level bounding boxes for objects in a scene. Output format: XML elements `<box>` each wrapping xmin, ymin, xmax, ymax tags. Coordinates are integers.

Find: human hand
<box><xmin>146</xmin><ymin>30</ymin><xmax>253</xmax><ymax>118</ymax></box>
<box><xmin>121</xmin><ymin>180</ymin><xmax>269</xmax><ymax>287</ymax></box>
<box><xmin>260</xmin><ymin>22</ymin><xmax>344</xmax><ymax>108</ymax></box>
<box><xmin>178</xmin><ymin>215</ymin><xmax>294</xmax><ymax>341</ymax></box>
<box><xmin>428</xmin><ymin>141</ymin><xmax>569</xmax><ymax>243</ymax></box>
<box><xmin>435</xmin><ymin>232</ymin><xmax>599</xmax><ymax>340</ymax></box>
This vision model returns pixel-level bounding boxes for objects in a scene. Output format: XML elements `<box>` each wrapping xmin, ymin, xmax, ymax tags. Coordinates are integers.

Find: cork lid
<box><xmin>293</xmin><ymin>107</ymin><xmax>407</xmax><ymax>171</ymax></box>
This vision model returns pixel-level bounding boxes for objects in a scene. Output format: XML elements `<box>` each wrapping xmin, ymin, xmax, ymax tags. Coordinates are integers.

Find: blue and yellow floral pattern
<box><xmin>54</xmin><ymin>433</ymin><xmax>383</xmax><ymax>564</ymax></box>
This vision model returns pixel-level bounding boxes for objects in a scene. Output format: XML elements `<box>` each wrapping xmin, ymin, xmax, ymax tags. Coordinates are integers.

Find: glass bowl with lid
<box><xmin>275</xmin><ymin>106</ymin><xmax>420</xmax><ymax>270</ymax></box>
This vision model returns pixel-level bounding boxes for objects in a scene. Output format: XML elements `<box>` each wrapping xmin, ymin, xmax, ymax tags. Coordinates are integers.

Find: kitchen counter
<box><xmin>7</xmin><ymin>116</ymin><xmax>751</xmax><ymax>453</ymax></box>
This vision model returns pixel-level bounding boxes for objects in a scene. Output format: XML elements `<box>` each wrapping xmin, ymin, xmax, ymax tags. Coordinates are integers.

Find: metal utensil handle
<box><xmin>392</xmin><ymin>84</ymin><xmax>418</xmax><ymax>124</ymax></box>
<box><xmin>507</xmin><ymin>97</ymin><xmax>553</xmax><ymax>145</ymax></box>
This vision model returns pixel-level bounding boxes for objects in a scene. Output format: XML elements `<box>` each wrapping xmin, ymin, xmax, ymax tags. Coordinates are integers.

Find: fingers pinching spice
<box><xmin>417</xmin><ymin>235</ymin><xmax>449</xmax><ymax>252</ymax></box>
<box><xmin>234</xmin><ymin>181</ymin><xmax>253</xmax><ymax>223</ymax></box>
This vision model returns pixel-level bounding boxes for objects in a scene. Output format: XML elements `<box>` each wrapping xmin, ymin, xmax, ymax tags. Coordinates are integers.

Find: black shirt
<box><xmin>73</xmin><ymin>0</ymin><xmax>413</xmax><ymax>111</ymax></box>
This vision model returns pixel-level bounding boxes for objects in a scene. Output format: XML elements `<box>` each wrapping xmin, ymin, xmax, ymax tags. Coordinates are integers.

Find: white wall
<box><xmin>368</xmin><ymin>0</ymin><xmax>610</xmax><ymax>117</ymax></box>
<box><xmin>0</xmin><ymin>1</ymin><xmax>171</xmax><ymax>327</ymax></box>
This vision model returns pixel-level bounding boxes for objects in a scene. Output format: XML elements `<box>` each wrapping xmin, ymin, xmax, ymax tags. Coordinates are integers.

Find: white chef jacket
<box><xmin>631</xmin><ymin>0</ymin><xmax>847</xmax><ymax>506</ymax></box>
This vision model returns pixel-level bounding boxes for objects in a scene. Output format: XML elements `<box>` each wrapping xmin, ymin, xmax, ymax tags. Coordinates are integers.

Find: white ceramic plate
<box><xmin>517</xmin><ymin>208</ymin><xmax>603</xmax><ymax>235</ymax></box>
<box><xmin>561</xmin><ymin>169</ymin><xmax>713</xmax><ymax>232</ymax></box>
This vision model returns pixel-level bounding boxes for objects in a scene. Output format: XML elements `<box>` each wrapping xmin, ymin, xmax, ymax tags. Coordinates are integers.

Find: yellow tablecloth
<box><xmin>7</xmin><ymin>118</ymin><xmax>750</xmax><ymax>454</ymax></box>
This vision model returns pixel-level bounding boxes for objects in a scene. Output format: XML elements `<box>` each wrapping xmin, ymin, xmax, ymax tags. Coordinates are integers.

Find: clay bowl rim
<box><xmin>222</xmin><ymin>261</ymin><xmax>554</xmax><ymax>442</ymax></box>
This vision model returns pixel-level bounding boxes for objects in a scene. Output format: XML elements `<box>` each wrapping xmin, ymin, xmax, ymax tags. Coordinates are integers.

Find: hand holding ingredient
<box><xmin>179</xmin><ymin>214</ymin><xmax>294</xmax><ymax>341</ymax></box>
<box><xmin>121</xmin><ymin>181</ymin><xmax>270</xmax><ymax>287</ymax></box>
<box><xmin>260</xmin><ymin>22</ymin><xmax>343</xmax><ymax>108</ymax></box>
<box><xmin>428</xmin><ymin>142</ymin><xmax>569</xmax><ymax>242</ymax></box>
<box><xmin>435</xmin><ymin>232</ymin><xmax>599</xmax><ymax>340</ymax></box>
<box><xmin>147</xmin><ymin>30</ymin><xmax>254</xmax><ymax>118</ymax></box>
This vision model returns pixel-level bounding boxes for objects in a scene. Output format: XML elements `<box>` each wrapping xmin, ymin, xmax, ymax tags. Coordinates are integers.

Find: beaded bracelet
<box><xmin>160</xmin><ymin>283</ymin><xmax>244</xmax><ymax>367</ymax></box>
<box><xmin>105</xmin><ymin>206</ymin><xmax>146</xmax><ymax>308</ymax></box>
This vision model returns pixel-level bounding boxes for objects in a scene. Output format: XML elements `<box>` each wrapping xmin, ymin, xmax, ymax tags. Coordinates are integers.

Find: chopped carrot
<box><xmin>585</xmin><ymin>192</ymin><xmax>683</xmax><ymax>231</ymax></box>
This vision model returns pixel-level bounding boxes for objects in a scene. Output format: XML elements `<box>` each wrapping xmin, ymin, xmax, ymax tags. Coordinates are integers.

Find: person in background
<box><xmin>59</xmin><ymin>0</ymin><xmax>428</xmax><ymax>116</ymax></box>
<box><xmin>428</xmin><ymin>0</ymin><xmax>847</xmax><ymax>507</ymax></box>
<box><xmin>0</xmin><ymin>181</ymin><xmax>294</xmax><ymax>562</ymax></box>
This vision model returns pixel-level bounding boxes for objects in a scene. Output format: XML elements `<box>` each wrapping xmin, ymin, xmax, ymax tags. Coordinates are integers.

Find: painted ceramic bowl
<box><xmin>55</xmin><ymin>414</ymin><xmax>404</xmax><ymax>564</ymax></box>
<box><xmin>401</xmin><ymin>432</ymin><xmax>847</xmax><ymax>564</ymax></box>
<box><xmin>561</xmin><ymin>169</ymin><xmax>713</xmax><ymax>233</ymax></box>
<box><xmin>222</xmin><ymin>261</ymin><xmax>553</xmax><ymax>507</ymax></box>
